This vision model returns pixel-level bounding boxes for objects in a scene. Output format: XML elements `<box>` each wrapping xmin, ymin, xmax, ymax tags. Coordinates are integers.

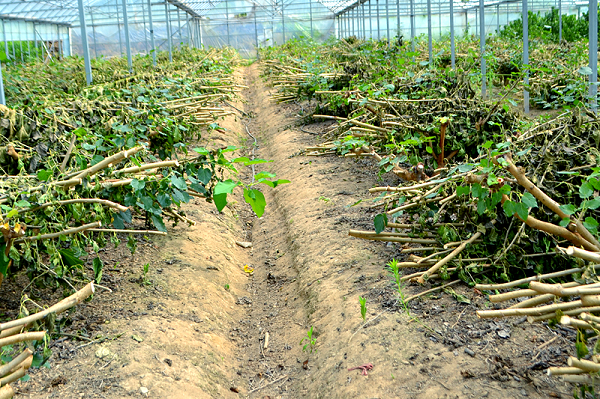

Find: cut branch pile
<box><xmin>0</xmin><ymin>283</ymin><xmax>95</xmax><ymax>397</ymax></box>
<box><xmin>261</xmin><ymin>36</ymin><xmax>600</xmax><ymax>388</ymax></box>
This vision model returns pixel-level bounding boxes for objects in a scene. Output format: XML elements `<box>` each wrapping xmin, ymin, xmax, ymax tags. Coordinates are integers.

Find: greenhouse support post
<box><xmin>438</xmin><ymin>3</ymin><xmax>441</xmax><ymax>37</ymax></box>
<box><xmin>523</xmin><ymin>0</ymin><xmax>529</xmax><ymax>113</ymax></box>
<box><xmin>34</xmin><ymin>22</ymin><xmax>38</xmax><ymax>60</ymax></box>
<box><xmin>254</xmin><ymin>11</ymin><xmax>259</xmax><ymax>55</ymax></box>
<box><xmin>2</xmin><ymin>20</ymin><xmax>6</xmax><ymax>62</ymax></box>
<box><xmin>427</xmin><ymin>0</ymin><xmax>432</xmax><ymax>65</ymax></box>
<box><xmin>386</xmin><ymin>0</ymin><xmax>390</xmax><ymax>44</ymax></box>
<box><xmin>309</xmin><ymin>0</ymin><xmax>313</xmax><ymax>38</ymax></box>
<box><xmin>590</xmin><ymin>0</ymin><xmax>598</xmax><ymax>112</ymax></box>
<box><xmin>56</xmin><ymin>24</ymin><xmax>60</xmax><ymax>58</ymax></box>
<box><xmin>19</xmin><ymin>25</ymin><xmax>23</xmax><ymax>63</ymax></box>
<box><xmin>77</xmin><ymin>0</ymin><xmax>93</xmax><ymax>84</ymax></box>
<box><xmin>410</xmin><ymin>0</ymin><xmax>414</xmax><ymax>51</ymax></box>
<box><xmin>559</xmin><ymin>0</ymin><xmax>562</xmax><ymax>41</ymax></box>
<box><xmin>177</xmin><ymin>9</ymin><xmax>182</xmax><ymax>44</ymax></box>
<box><xmin>346</xmin><ymin>10</ymin><xmax>350</xmax><ymax>36</ymax></box>
<box><xmin>142</xmin><ymin>1</ymin><xmax>148</xmax><ymax>53</ymax></box>
<box><xmin>10</xmin><ymin>23</ymin><xmax>14</xmax><ymax>62</ymax></box>
<box><xmin>480</xmin><ymin>0</ymin><xmax>486</xmax><ymax>98</ymax></box>
<box><xmin>356</xmin><ymin>7</ymin><xmax>360</xmax><ymax>38</ymax></box>
<box><xmin>187</xmin><ymin>14</ymin><xmax>191</xmax><ymax>47</ymax></box>
<box><xmin>90</xmin><ymin>11</ymin><xmax>98</xmax><ymax>59</ymax></box>
<box><xmin>122</xmin><ymin>0</ymin><xmax>133</xmax><ymax>73</ymax></box>
<box><xmin>226</xmin><ymin>0</ymin><xmax>230</xmax><ymax>46</ymax></box>
<box><xmin>496</xmin><ymin>4</ymin><xmax>499</xmax><ymax>34</ymax></box>
<box><xmin>199</xmin><ymin>18</ymin><xmax>204</xmax><ymax>47</ymax></box>
<box><xmin>362</xmin><ymin>3</ymin><xmax>366</xmax><ymax>39</ymax></box>
<box><xmin>282</xmin><ymin>2</ymin><xmax>286</xmax><ymax>44</ymax></box>
<box><xmin>351</xmin><ymin>8</ymin><xmax>354</xmax><ymax>36</ymax></box>
<box><xmin>450</xmin><ymin>0</ymin><xmax>455</xmax><ymax>68</ymax></box>
<box><xmin>0</xmin><ymin>61</ymin><xmax>5</xmax><ymax>106</ymax></box>
<box><xmin>165</xmin><ymin>2</ymin><xmax>173</xmax><ymax>62</ymax></box>
<box><xmin>396</xmin><ymin>0</ymin><xmax>400</xmax><ymax>37</ymax></box>
<box><xmin>116</xmin><ymin>0</ymin><xmax>123</xmax><ymax>55</ymax></box>
<box><xmin>147</xmin><ymin>0</ymin><xmax>156</xmax><ymax>66</ymax></box>
<box><xmin>68</xmin><ymin>26</ymin><xmax>72</xmax><ymax>57</ymax></box>
<box><xmin>369</xmin><ymin>0</ymin><xmax>372</xmax><ymax>39</ymax></box>
<box><xmin>376</xmin><ymin>0</ymin><xmax>380</xmax><ymax>40</ymax></box>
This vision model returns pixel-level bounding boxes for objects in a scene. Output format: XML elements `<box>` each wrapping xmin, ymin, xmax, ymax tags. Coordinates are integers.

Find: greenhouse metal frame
<box><xmin>0</xmin><ymin>0</ymin><xmax>596</xmax><ymax>111</ymax></box>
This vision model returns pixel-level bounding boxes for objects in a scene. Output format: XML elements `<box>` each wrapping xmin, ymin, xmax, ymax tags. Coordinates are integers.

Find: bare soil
<box><xmin>1</xmin><ymin>64</ymin><xmax>579</xmax><ymax>398</ymax></box>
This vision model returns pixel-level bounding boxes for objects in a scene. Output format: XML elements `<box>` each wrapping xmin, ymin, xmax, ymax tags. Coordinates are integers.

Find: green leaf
<box><xmin>243</xmin><ymin>189</ymin><xmax>266</xmax><ymax>217</ymax></box>
<box><xmin>586</xmin><ymin>197</ymin><xmax>600</xmax><ymax>210</ymax></box>
<box><xmin>584</xmin><ymin>217</ymin><xmax>600</xmax><ymax>234</ymax></box>
<box><xmin>6</xmin><ymin>209</ymin><xmax>18</xmax><ymax>219</ymax></box>
<box><xmin>92</xmin><ymin>257</ymin><xmax>103</xmax><ymax>284</ymax></box>
<box><xmin>14</xmin><ymin>200</ymin><xmax>30</xmax><ymax>208</ymax></box>
<box><xmin>476</xmin><ymin>199</ymin><xmax>487</xmax><ymax>215</ymax></box>
<box><xmin>580</xmin><ymin>182</ymin><xmax>595</xmax><ymax>199</ymax></box>
<box><xmin>559</xmin><ymin>204</ymin><xmax>577</xmax><ymax>216</ymax></box>
<box><xmin>130</xmin><ymin>179</ymin><xmax>146</xmax><ymax>191</ymax></box>
<box><xmin>347</xmin><ymin>199</ymin><xmax>363</xmax><ymax>208</ymax></box>
<box><xmin>458</xmin><ymin>164</ymin><xmax>475</xmax><ymax>173</ymax></box>
<box><xmin>214</xmin><ymin>179</ymin><xmax>238</xmax><ymax>196</ymax></box>
<box><xmin>157</xmin><ymin>193</ymin><xmax>172</xmax><ymax>208</ymax></box>
<box><xmin>254</xmin><ymin>171</ymin><xmax>276</xmax><ymax>180</ymax></box>
<box><xmin>502</xmin><ymin>200</ymin><xmax>516</xmax><ymax>217</ymax></box>
<box><xmin>151</xmin><ymin>215</ymin><xmax>167</xmax><ymax>232</ymax></box>
<box><xmin>515</xmin><ymin>146</ymin><xmax>532</xmax><ymax>156</ymax></box>
<box><xmin>482</xmin><ymin>141</ymin><xmax>494</xmax><ymax>149</ymax></box>
<box><xmin>576</xmin><ymin>330</ymin><xmax>589</xmax><ymax>359</ymax></box>
<box><xmin>170</xmin><ymin>175</ymin><xmax>187</xmax><ymax>191</ymax></box>
<box><xmin>59</xmin><ymin>249</ymin><xmax>84</xmax><ymax>267</ymax></box>
<box><xmin>196</xmin><ymin>169</ymin><xmax>211</xmax><ymax>185</ymax></box>
<box><xmin>214</xmin><ymin>194</ymin><xmax>227</xmax><ymax>212</ymax></box>
<box><xmin>37</xmin><ymin>169</ymin><xmax>53</xmax><ymax>182</ymax></box>
<box><xmin>515</xmin><ymin>202</ymin><xmax>529</xmax><ymax>221</ymax></box>
<box><xmin>559</xmin><ymin>218</ymin><xmax>571</xmax><ymax>227</ymax></box>
<box><xmin>521</xmin><ymin>192</ymin><xmax>538</xmax><ymax>209</ymax></box>
<box><xmin>374</xmin><ymin>213</ymin><xmax>388</xmax><ymax>234</ymax></box>
<box><xmin>486</xmin><ymin>173</ymin><xmax>499</xmax><ymax>186</ymax></box>
<box><xmin>257</xmin><ymin>178</ymin><xmax>291</xmax><ymax>188</ymax></box>
<box><xmin>471</xmin><ymin>184</ymin><xmax>488</xmax><ymax>199</ymax></box>
<box><xmin>193</xmin><ymin>147</ymin><xmax>209</xmax><ymax>155</ymax></box>
<box><xmin>0</xmin><ymin>244</ymin><xmax>10</xmax><ymax>277</ymax></box>
<box><xmin>456</xmin><ymin>186</ymin><xmax>470</xmax><ymax>197</ymax></box>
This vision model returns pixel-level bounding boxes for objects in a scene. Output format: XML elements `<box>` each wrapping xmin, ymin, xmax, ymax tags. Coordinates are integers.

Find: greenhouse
<box><xmin>1</xmin><ymin>0</ymin><xmax>600</xmax><ymax>396</ymax></box>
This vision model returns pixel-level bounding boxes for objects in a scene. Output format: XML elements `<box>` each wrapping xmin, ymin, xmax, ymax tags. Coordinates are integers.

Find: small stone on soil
<box><xmin>464</xmin><ymin>348</ymin><xmax>476</xmax><ymax>357</ymax></box>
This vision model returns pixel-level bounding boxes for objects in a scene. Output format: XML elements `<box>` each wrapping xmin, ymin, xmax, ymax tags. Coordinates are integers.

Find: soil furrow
<box><xmin>233</xmin><ymin>64</ymin><xmax>570</xmax><ymax>399</ymax></box>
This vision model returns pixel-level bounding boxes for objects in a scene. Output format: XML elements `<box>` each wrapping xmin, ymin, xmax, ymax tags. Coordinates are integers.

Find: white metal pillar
<box><xmin>122</xmin><ymin>0</ymin><xmax>133</xmax><ymax>72</ymax></box>
<box><xmin>523</xmin><ymin>0</ymin><xmax>529</xmax><ymax>112</ymax></box>
<box><xmin>77</xmin><ymin>0</ymin><xmax>93</xmax><ymax>84</ymax></box>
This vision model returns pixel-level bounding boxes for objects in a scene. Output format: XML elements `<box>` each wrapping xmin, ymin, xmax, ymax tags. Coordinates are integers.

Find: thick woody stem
<box><xmin>502</xmin><ymin>154</ymin><xmax>600</xmax><ymax>251</ymax></box>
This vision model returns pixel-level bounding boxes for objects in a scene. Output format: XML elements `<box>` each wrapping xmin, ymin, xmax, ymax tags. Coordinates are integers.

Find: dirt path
<box><xmin>11</xmin><ymin>64</ymin><xmax>574</xmax><ymax>398</ymax></box>
<box><xmin>232</xmin><ymin>64</ymin><xmax>571</xmax><ymax>398</ymax></box>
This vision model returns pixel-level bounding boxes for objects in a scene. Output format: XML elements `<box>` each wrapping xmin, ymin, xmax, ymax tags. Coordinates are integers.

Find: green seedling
<box><xmin>387</xmin><ymin>258</ymin><xmax>410</xmax><ymax>315</ymax></box>
<box><xmin>300</xmin><ymin>326</ymin><xmax>317</xmax><ymax>353</ymax></box>
<box><xmin>142</xmin><ymin>263</ymin><xmax>151</xmax><ymax>286</ymax></box>
<box><xmin>359</xmin><ymin>296</ymin><xmax>367</xmax><ymax>321</ymax></box>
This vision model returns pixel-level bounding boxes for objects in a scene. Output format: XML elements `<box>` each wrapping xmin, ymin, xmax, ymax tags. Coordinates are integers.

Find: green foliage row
<box><xmin>499</xmin><ymin>7</ymin><xmax>593</xmax><ymax>42</ymax></box>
